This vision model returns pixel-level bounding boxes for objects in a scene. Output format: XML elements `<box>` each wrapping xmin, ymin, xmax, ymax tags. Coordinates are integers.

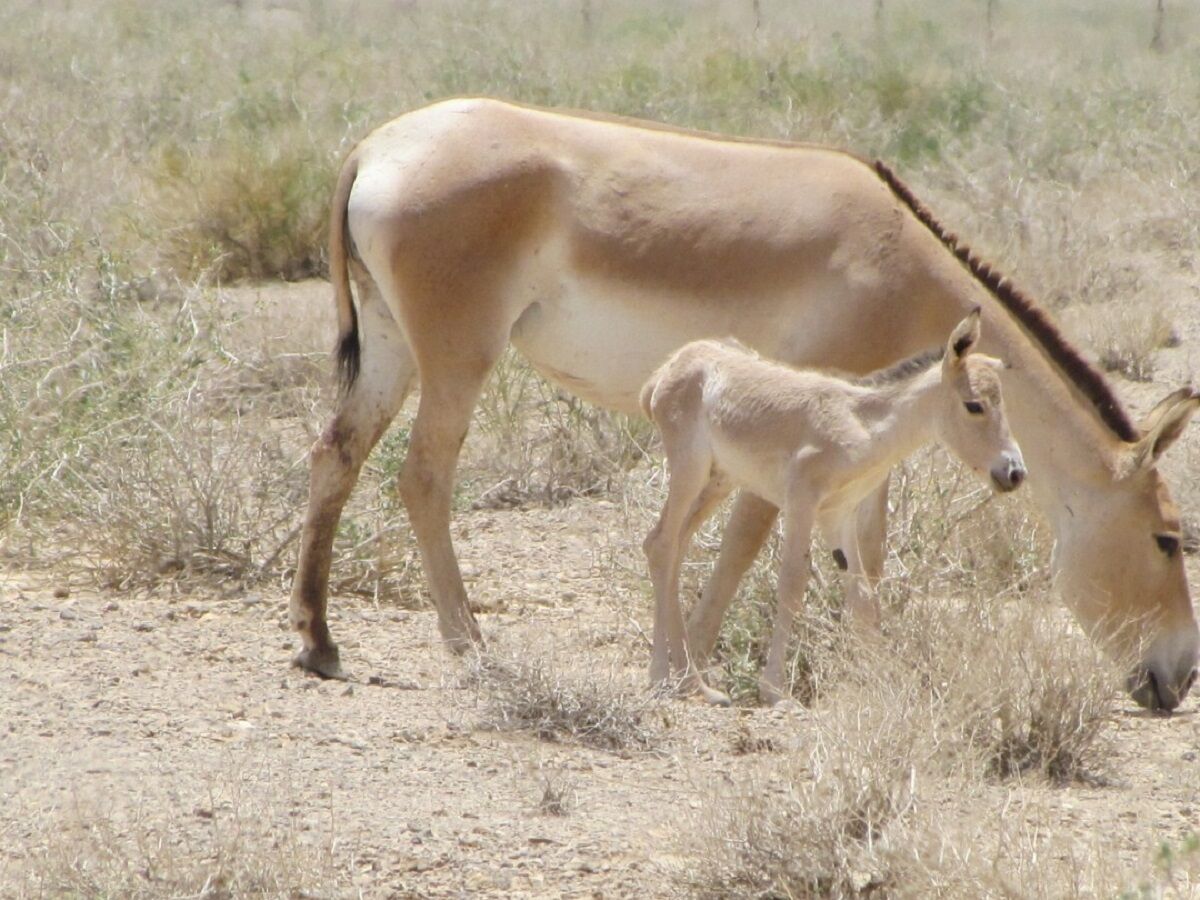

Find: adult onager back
<box><xmin>291</xmin><ymin>97</ymin><xmax>1199</xmax><ymax>711</ymax></box>
<box><xmin>641</xmin><ymin>312</ymin><xmax>1024</xmax><ymax>706</ymax></box>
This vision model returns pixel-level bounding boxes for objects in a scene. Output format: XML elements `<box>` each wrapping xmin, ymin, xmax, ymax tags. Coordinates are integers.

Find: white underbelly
<box><xmin>707</xmin><ymin>432</ymin><xmax>791</xmax><ymax>509</ymax></box>
<box><xmin>508</xmin><ymin>257</ymin><xmax>784</xmax><ymax>416</ymax></box>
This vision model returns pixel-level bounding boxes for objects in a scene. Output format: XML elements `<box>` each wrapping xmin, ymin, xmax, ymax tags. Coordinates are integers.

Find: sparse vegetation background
<box><xmin>3</xmin><ymin>0</ymin><xmax>1200</xmax><ymax>896</ymax></box>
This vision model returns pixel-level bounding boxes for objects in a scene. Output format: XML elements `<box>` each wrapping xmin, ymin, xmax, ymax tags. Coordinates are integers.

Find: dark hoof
<box><xmin>292</xmin><ymin>644</ymin><xmax>346</xmax><ymax>680</ymax></box>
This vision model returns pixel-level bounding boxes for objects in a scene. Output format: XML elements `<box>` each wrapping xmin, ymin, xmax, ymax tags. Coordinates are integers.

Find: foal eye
<box><xmin>1155</xmin><ymin>533</ymin><xmax>1181</xmax><ymax>558</ymax></box>
<box><xmin>963</xmin><ymin>401</ymin><xmax>984</xmax><ymax>415</ymax></box>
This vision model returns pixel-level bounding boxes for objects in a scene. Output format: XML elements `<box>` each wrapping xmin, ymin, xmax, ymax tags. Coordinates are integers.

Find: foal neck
<box><xmin>854</xmin><ymin>363</ymin><xmax>945</xmax><ymax>463</ymax></box>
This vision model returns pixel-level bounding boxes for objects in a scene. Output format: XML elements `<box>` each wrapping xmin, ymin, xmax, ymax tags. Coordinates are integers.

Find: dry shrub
<box><xmin>56</xmin><ymin>407</ymin><xmax>307</xmax><ymax>587</ymax></box>
<box><xmin>464</xmin><ymin>651</ymin><xmax>661</xmax><ymax>751</ymax></box>
<box><xmin>883</xmin><ymin>595</ymin><xmax>1118</xmax><ymax>785</ymax></box>
<box><xmin>2</xmin><ymin>277</ymin><xmax>326</xmax><ymax>587</ymax></box>
<box><xmin>682</xmin><ymin>698</ymin><xmax>918</xmax><ymax>898</ymax></box>
<box><xmin>681</xmin><ymin>601</ymin><xmax>1119</xmax><ymax>897</ymax></box>
<box><xmin>536</xmin><ymin>766</ymin><xmax>577</xmax><ymax>817</ymax></box>
<box><xmin>886</xmin><ymin>450</ymin><xmax>1051</xmax><ymax>603</ymax></box>
<box><xmin>151</xmin><ymin>130</ymin><xmax>332</xmax><ymax>283</ymax></box>
<box><xmin>468</xmin><ymin>351</ymin><xmax>656</xmax><ymax>507</ymax></box>
<box><xmin>1063</xmin><ymin>299</ymin><xmax>1179</xmax><ymax>383</ymax></box>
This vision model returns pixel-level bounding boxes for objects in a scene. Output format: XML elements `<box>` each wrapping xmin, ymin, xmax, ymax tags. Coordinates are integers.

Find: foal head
<box><xmin>936</xmin><ymin>309</ymin><xmax>1026</xmax><ymax>493</ymax></box>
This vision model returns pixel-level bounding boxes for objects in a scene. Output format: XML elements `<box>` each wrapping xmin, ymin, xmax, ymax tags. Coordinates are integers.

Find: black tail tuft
<box><xmin>336</xmin><ymin>305</ymin><xmax>361</xmax><ymax>394</ymax></box>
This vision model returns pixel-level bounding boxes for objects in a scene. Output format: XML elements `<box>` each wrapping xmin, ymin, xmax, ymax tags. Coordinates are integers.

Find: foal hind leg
<box><xmin>643</xmin><ymin>438</ymin><xmax>730</xmax><ymax>704</ymax></box>
<box><xmin>685</xmin><ymin>491</ymin><xmax>780</xmax><ymax>662</ymax></box>
<box><xmin>290</xmin><ymin>279</ymin><xmax>415</xmax><ymax>677</ymax></box>
<box><xmin>646</xmin><ymin>472</ymin><xmax>733</xmax><ymax>705</ymax></box>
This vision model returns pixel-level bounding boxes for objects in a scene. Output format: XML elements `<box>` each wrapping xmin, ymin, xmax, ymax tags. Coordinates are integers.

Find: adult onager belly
<box><xmin>290</xmin><ymin>97</ymin><xmax>1199</xmax><ymax>712</ymax></box>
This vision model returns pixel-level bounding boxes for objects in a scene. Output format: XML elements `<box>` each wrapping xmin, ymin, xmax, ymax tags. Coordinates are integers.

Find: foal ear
<box><xmin>946</xmin><ymin>307</ymin><xmax>983</xmax><ymax>362</ymax></box>
<box><xmin>978</xmin><ymin>355</ymin><xmax>1006</xmax><ymax>373</ymax></box>
<box><xmin>1133</xmin><ymin>387</ymin><xmax>1200</xmax><ymax>469</ymax></box>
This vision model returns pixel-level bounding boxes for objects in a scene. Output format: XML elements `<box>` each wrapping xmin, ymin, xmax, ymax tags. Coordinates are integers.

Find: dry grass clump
<box><xmin>10</xmin><ymin>793</ymin><xmax>340</xmax><ymax>900</ymax></box>
<box><xmin>151</xmin><ymin>132</ymin><xmax>332</xmax><ymax>283</ymax></box>
<box><xmin>678</xmin><ymin>600</ymin><xmax>1119</xmax><ymax>896</ymax></box>
<box><xmin>58</xmin><ymin>407</ymin><xmax>308</xmax><ymax>587</ymax></box>
<box><xmin>885</xmin><ymin>597</ymin><xmax>1119</xmax><ymax>785</ymax></box>
<box><xmin>464</xmin><ymin>652</ymin><xmax>661</xmax><ymax>752</ymax></box>
<box><xmin>1081</xmin><ymin>300</ymin><xmax>1179</xmax><ymax>383</ymax></box>
<box><xmin>1</xmin><ymin>278</ymin><xmax>319</xmax><ymax>586</ymax></box>
<box><xmin>536</xmin><ymin>766</ymin><xmax>577</xmax><ymax>817</ymax></box>
<box><xmin>682</xmin><ymin>699</ymin><xmax>917</xmax><ymax>898</ymax></box>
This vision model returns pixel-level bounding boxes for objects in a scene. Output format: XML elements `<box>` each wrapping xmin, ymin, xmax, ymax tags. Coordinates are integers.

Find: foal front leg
<box><xmin>759</xmin><ymin>501</ymin><xmax>815</xmax><ymax>707</ymax></box>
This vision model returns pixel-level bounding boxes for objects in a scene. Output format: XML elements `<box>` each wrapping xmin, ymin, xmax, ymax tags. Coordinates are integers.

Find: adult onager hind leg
<box><xmin>290</xmin><ymin>98</ymin><xmax>1198</xmax><ymax>711</ymax></box>
<box><xmin>641</xmin><ymin>311</ymin><xmax>1025</xmax><ymax>705</ymax></box>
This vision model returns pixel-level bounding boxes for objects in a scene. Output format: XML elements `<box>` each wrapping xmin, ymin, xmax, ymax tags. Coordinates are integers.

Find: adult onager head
<box><xmin>290</xmin><ymin>98</ymin><xmax>1198</xmax><ymax>711</ymax></box>
<box><xmin>640</xmin><ymin>311</ymin><xmax>1024</xmax><ymax>705</ymax></box>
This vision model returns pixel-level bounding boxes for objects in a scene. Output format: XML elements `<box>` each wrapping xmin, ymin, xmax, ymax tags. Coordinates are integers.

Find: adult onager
<box><xmin>641</xmin><ymin>312</ymin><xmax>1025</xmax><ymax>705</ymax></box>
<box><xmin>291</xmin><ymin>97</ymin><xmax>1199</xmax><ymax>711</ymax></box>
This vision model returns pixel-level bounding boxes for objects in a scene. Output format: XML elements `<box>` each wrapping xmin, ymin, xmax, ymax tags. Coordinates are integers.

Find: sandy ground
<box><xmin>3</xmin><ymin>281</ymin><xmax>1200</xmax><ymax>897</ymax></box>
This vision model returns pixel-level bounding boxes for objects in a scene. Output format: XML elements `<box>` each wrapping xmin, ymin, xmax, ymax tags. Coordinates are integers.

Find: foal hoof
<box><xmin>698</xmin><ymin>683</ymin><xmax>733</xmax><ymax>708</ymax></box>
<box><xmin>440</xmin><ymin>615</ymin><xmax>484</xmax><ymax>656</ymax></box>
<box><xmin>443</xmin><ymin>631</ymin><xmax>485</xmax><ymax>657</ymax></box>
<box><xmin>757</xmin><ymin>679</ymin><xmax>789</xmax><ymax>709</ymax></box>
<box><xmin>292</xmin><ymin>644</ymin><xmax>346</xmax><ymax>680</ymax></box>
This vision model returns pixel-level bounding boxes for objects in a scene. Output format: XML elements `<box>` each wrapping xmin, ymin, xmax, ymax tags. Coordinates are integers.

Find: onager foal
<box><xmin>641</xmin><ymin>310</ymin><xmax>1025</xmax><ymax>706</ymax></box>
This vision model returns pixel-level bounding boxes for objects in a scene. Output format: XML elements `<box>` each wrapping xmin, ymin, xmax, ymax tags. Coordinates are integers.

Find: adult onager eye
<box><xmin>964</xmin><ymin>400</ymin><xmax>984</xmax><ymax>415</ymax></box>
<box><xmin>1155</xmin><ymin>533</ymin><xmax>1181</xmax><ymax>558</ymax></box>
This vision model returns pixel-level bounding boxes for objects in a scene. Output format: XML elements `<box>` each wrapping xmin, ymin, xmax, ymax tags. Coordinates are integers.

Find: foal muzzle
<box><xmin>990</xmin><ymin>455</ymin><xmax>1026</xmax><ymax>493</ymax></box>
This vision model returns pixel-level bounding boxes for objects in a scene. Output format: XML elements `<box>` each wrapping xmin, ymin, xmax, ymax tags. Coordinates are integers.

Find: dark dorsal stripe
<box><xmin>872</xmin><ymin>160</ymin><xmax>1139</xmax><ymax>444</ymax></box>
<box><xmin>853</xmin><ymin>346</ymin><xmax>944</xmax><ymax>388</ymax></box>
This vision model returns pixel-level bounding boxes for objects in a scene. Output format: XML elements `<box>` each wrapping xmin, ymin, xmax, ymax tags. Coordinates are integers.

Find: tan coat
<box><xmin>291</xmin><ymin>98</ymin><xmax>1198</xmax><ymax>710</ymax></box>
<box><xmin>641</xmin><ymin>313</ymin><xmax>1023</xmax><ymax>704</ymax></box>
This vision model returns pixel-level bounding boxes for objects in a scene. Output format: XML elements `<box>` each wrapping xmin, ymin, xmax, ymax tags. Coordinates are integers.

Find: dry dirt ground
<box><xmin>3</xmin><ymin>282</ymin><xmax>1200</xmax><ymax>898</ymax></box>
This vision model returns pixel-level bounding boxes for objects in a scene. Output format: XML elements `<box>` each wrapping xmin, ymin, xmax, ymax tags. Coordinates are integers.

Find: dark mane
<box><xmin>872</xmin><ymin>160</ymin><xmax>1139</xmax><ymax>443</ymax></box>
<box><xmin>854</xmin><ymin>346</ymin><xmax>945</xmax><ymax>388</ymax></box>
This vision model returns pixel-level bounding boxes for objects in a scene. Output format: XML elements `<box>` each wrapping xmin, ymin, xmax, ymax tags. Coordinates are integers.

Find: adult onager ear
<box><xmin>1132</xmin><ymin>387</ymin><xmax>1200</xmax><ymax>471</ymax></box>
<box><xmin>1137</xmin><ymin>386</ymin><xmax>1197</xmax><ymax>439</ymax></box>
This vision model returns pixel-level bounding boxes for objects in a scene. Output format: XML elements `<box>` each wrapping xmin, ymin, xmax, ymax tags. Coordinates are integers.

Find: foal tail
<box><xmin>639</xmin><ymin>369</ymin><xmax>660</xmax><ymax>421</ymax></box>
<box><xmin>329</xmin><ymin>149</ymin><xmax>362</xmax><ymax>393</ymax></box>
<box><xmin>640</xmin><ymin>358</ymin><xmax>671</xmax><ymax>422</ymax></box>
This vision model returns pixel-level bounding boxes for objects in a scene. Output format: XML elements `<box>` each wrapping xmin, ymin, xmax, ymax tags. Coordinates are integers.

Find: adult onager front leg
<box><xmin>641</xmin><ymin>311</ymin><xmax>1026</xmax><ymax>705</ymax></box>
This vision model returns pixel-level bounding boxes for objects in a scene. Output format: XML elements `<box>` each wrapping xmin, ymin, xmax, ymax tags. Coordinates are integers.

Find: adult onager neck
<box><xmin>290</xmin><ymin>97</ymin><xmax>1199</xmax><ymax>711</ymax></box>
<box><xmin>641</xmin><ymin>312</ymin><xmax>1024</xmax><ymax>705</ymax></box>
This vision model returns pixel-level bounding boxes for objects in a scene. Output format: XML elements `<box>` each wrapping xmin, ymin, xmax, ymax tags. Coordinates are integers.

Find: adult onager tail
<box><xmin>641</xmin><ymin>311</ymin><xmax>1025</xmax><ymax>705</ymax></box>
<box><xmin>290</xmin><ymin>97</ymin><xmax>1199</xmax><ymax>711</ymax></box>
